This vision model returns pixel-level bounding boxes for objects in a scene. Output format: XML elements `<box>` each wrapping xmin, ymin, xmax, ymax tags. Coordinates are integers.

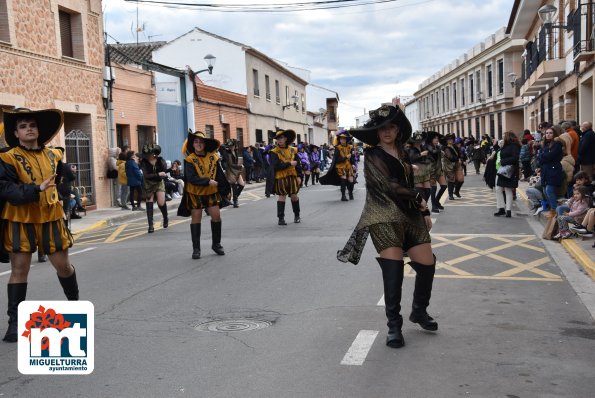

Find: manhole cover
<box><xmin>194</xmin><ymin>319</ymin><xmax>272</xmax><ymax>333</ymax></box>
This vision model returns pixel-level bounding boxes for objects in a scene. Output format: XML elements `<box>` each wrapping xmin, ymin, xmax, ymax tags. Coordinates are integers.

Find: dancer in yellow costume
<box><xmin>177</xmin><ymin>130</ymin><xmax>230</xmax><ymax>259</ymax></box>
<box><xmin>0</xmin><ymin>108</ymin><xmax>78</xmax><ymax>343</ymax></box>
<box><xmin>265</xmin><ymin>129</ymin><xmax>302</xmax><ymax>225</ymax></box>
<box><xmin>334</xmin><ymin>130</ymin><xmax>356</xmax><ymax>201</ymax></box>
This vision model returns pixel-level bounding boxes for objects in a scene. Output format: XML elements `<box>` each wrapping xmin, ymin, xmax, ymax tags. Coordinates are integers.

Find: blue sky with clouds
<box><xmin>103</xmin><ymin>0</ymin><xmax>516</xmax><ymax>127</ymax></box>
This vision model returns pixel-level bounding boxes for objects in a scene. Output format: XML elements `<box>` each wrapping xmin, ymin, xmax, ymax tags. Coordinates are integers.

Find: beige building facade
<box><xmin>415</xmin><ymin>27</ymin><xmax>526</xmax><ymax>140</ymax></box>
<box><xmin>507</xmin><ymin>0</ymin><xmax>595</xmax><ymax>129</ymax></box>
<box><xmin>0</xmin><ymin>0</ymin><xmax>108</xmax><ymax>208</ymax></box>
<box><xmin>245</xmin><ymin>48</ymin><xmax>308</xmax><ymax>144</ymax></box>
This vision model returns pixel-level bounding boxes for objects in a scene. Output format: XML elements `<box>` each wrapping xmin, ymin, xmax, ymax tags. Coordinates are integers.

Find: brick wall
<box><xmin>194</xmin><ymin>83</ymin><xmax>248</xmax><ymax>144</ymax></box>
<box><xmin>0</xmin><ymin>0</ymin><xmax>109</xmax><ymax>207</ymax></box>
<box><xmin>112</xmin><ymin>63</ymin><xmax>157</xmax><ymax>153</ymax></box>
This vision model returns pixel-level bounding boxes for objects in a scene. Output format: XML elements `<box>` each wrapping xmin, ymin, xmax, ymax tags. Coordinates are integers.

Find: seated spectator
<box><xmin>555</xmin><ymin>186</ymin><xmax>591</xmax><ymax>239</ymax></box>
<box><xmin>167</xmin><ymin>159</ymin><xmax>184</xmax><ymax>198</ymax></box>
<box><xmin>58</xmin><ymin>163</ymin><xmax>84</xmax><ymax>220</ymax></box>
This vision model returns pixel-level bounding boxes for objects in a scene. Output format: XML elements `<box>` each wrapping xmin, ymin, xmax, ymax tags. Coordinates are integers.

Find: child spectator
<box><xmin>554</xmin><ymin>186</ymin><xmax>591</xmax><ymax>239</ymax></box>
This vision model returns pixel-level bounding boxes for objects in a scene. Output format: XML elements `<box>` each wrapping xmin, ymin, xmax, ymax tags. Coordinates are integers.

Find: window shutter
<box><xmin>59</xmin><ymin>10</ymin><xmax>73</xmax><ymax>57</ymax></box>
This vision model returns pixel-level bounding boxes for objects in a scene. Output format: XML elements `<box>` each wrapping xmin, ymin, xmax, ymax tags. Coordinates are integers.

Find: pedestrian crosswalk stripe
<box><xmin>341</xmin><ymin>330</ymin><xmax>378</xmax><ymax>366</ymax></box>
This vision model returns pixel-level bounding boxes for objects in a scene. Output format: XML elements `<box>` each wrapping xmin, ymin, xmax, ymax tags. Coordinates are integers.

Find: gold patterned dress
<box><xmin>338</xmin><ymin>147</ymin><xmax>430</xmax><ymax>265</ymax></box>
<box><xmin>268</xmin><ymin>146</ymin><xmax>301</xmax><ymax>196</ymax></box>
<box><xmin>0</xmin><ymin>146</ymin><xmax>73</xmax><ymax>254</ymax></box>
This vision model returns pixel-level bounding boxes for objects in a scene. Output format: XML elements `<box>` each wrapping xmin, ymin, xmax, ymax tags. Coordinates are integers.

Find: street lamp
<box><xmin>283</xmin><ymin>94</ymin><xmax>299</xmax><ymax>111</ymax></box>
<box><xmin>508</xmin><ymin>72</ymin><xmax>519</xmax><ymax>87</ymax></box>
<box><xmin>196</xmin><ymin>54</ymin><xmax>216</xmax><ymax>75</ymax></box>
<box><xmin>538</xmin><ymin>4</ymin><xmax>571</xmax><ymax>33</ymax></box>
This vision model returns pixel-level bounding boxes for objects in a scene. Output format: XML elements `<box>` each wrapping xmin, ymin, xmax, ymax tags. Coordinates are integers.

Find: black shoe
<box><xmin>409</xmin><ymin>311</ymin><xmax>438</xmax><ymax>331</ymax></box>
<box><xmin>212</xmin><ymin>244</ymin><xmax>225</xmax><ymax>255</ymax></box>
<box><xmin>448</xmin><ymin>196</ymin><xmax>455</xmax><ymax>200</ymax></box>
<box><xmin>341</xmin><ymin>195</ymin><xmax>348</xmax><ymax>201</ymax></box>
<box><xmin>348</xmin><ymin>192</ymin><xmax>354</xmax><ymax>200</ymax></box>
<box><xmin>386</xmin><ymin>328</ymin><xmax>405</xmax><ymax>348</ymax></box>
<box><xmin>278</xmin><ymin>218</ymin><xmax>287</xmax><ymax>226</ymax></box>
<box><xmin>148</xmin><ymin>226</ymin><xmax>155</xmax><ymax>233</ymax></box>
<box><xmin>436</xmin><ymin>203</ymin><xmax>444</xmax><ymax>210</ymax></box>
<box><xmin>431</xmin><ymin>208</ymin><xmax>440</xmax><ymax>213</ymax></box>
<box><xmin>494</xmin><ymin>208</ymin><xmax>506</xmax><ymax>216</ymax></box>
<box><xmin>506</xmin><ymin>210</ymin><xmax>512</xmax><ymax>218</ymax></box>
<box><xmin>37</xmin><ymin>254</ymin><xmax>47</xmax><ymax>263</ymax></box>
<box><xmin>454</xmin><ymin>192</ymin><xmax>461</xmax><ymax>198</ymax></box>
<box><xmin>192</xmin><ymin>249</ymin><xmax>201</xmax><ymax>259</ymax></box>
<box><xmin>294</xmin><ymin>216</ymin><xmax>301</xmax><ymax>223</ymax></box>
<box><xmin>70</xmin><ymin>213</ymin><xmax>82</xmax><ymax>219</ymax></box>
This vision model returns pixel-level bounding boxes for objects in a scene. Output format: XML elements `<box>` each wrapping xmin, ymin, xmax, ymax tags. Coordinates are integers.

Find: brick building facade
<box><xmin>193</xmin><ymin>81</ymin><xmax>248</xmax><ymax>147</ymax></box>
<box><xmin>0</xmin><ymin>0</ymin><xmax>109</xmax><ymax>208</ymax></box>
<box><xmin>111</xmin><ymin>63</ymin><xmax>157</xmax><ymax>153</ymax></box>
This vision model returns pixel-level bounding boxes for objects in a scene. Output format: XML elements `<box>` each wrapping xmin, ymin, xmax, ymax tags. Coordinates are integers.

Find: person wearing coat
<box><xmin>494</xmin><ymin>131</ymin><xmax>521</xmax><ymax>218</ymax></box>
<box><xmin>578</xmin><ymin>121</ymin><xmax>595</xmax><ymax>179</ymax></box>
<box><xmin>538</xmin><ymin>126</ymin><xmax>566</xmax><ymax>218</ymax></box>
<box><xmin>125</xmin><ymin>151</ymin><xmax>144</xmax><ymax>211</ymax></box>
<box><xmin>117</xmin><ymin>150</ymin><xmax>129</xmax><ymax>210</ymax></box>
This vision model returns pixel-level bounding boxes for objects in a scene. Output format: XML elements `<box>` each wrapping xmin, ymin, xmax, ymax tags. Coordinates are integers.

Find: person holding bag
<box><xmin>494</xmin><ymin>132</ymin><xmax>521</xmax><ymax>218</ymax></box>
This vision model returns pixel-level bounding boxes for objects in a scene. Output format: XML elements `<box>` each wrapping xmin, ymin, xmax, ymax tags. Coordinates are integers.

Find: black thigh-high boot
<box><xmin>277</xmin><ymin>201</ymin><xmax>287</xmax><ymax>225</ymax></box>
<box><xmin>305</xmin><ymin>174</ymin><xmax>310</xmax><ymax>187</ymax></box>
<box><xmin>3</xmin><ymin>283</ymin><xmax>27</xmax><ymax>342</ymax></box>
<box><xmin>146</xmin><ymin>202</ymin><xmax>154</xmax><ymax>233</ymax></box>
<box><xmin>430</xmin><ymin>185</ymin><xmax>439</xmax><ymax>213</ymax></box>
<box><xmin>408</xmin><ymin>255</ymin><xmax>438</xmax><ymax>331</ymax></box>
<box><xmin>454</xmin><ymin>181</ymin><xmax>463</xmax><ymax>198</ymax></box>
<box><xmin>311</xmin><ymin>173</ymin><xmax>316</xmax><ymax>185</ymax></box>
<box><xmin>158</xmin><ymin>203</ymin><xmax>169</xmax><ymax>228</ymax></box>
<box><xmin>291</xmin><ymin>199</ymin><xmax>301</xmax><ymax>223</ymax></box>
<box><xmin>58</xmin><ymin>268</ymin><xmax>79</xmax><ymax>300</ymax></box>
<box><xmin>347</xmin><ymin>181</ymin><xmax>354</xmax><ymax>200</ymax></box>
<box><xmin>340</xmin><ymin>180</ymin><xmax>348</xmax><ymax>201</ymax></box>
<box><xmin>376</xmin><ymin>258</ymin><xmax>405</xmax><ymax>348</ymax></box>
<box><xmin>423</xmin><ymin>188</ymin><xmax>431</xmax><ymax>203</ymax></box>
<box><xmin>315</xmin><ymin>172</ymin><xmax>320</xmax><ymax>184</ymax></box>
<box><xmin>190</xmin><ymin>223</ymin><xmax>201</xmax><ymax>259</ymax></box>
<box><xmin>233</xmin><ymin>184</ymin><xmax>244</xmax><ymax>208</ymax></box>
<box><xmin>435</xmin><ymin>185</ymin><xmax>447</xmax><ymax>209</ymax></box>
<box><xmin>447</xmin><ymin>182</ymin><xmax>455</xmax><ymax>200</ymax></box>
<box><xmin>211</xmin><ymin>221</ymin><xmax>225</xmax><ymax>255</ymax></box>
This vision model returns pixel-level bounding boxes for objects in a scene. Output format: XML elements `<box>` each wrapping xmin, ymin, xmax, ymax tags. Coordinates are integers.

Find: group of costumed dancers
<box><xmin>0</xmin><ymin>105</ymin><xmax>448</xmax><ymax>349</ymax></box>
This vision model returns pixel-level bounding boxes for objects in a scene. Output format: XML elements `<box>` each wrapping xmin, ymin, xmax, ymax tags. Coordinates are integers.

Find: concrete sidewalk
<box><xmin>517</xmin><ymin>181</ymin><xmax>595</xmax><ymax>280</ymax></box>
<box><xmin>70</xmin><ymin>180</ymin><xmax>267</xmax><ymax>234</ymax></box>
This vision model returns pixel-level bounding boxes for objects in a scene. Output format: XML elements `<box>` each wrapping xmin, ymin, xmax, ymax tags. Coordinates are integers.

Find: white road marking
<box><xmin>377</xmin><ymin>295</ymin><xmax>384</xmax><ymax>306</ymax></box>
<box><xmin>0</xmin><ymin>247</ymin><xmax>96</xmax><ymax>277</ymax></box>
<box><xmin>70</xmin><ymin>247</ymin><xmax>97</xmax><ymax>255</ymax></box>
<box><xmin>341</xmin><ymin>330</ymin><xmax>379</xmax><ymax>366</ymax></box>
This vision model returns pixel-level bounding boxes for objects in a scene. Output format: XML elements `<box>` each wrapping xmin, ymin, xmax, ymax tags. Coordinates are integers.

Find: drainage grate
<box><xmin>195</xmin><ymin>319</ymin><xmax>272</xmax><ymax>333</ymax></box>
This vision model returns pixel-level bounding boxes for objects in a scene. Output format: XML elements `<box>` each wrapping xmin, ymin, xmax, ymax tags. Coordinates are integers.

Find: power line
<box><xmin>124</xmin><ymin>0</ymin><xmax>402</xmax><ymax>13</ymax></box>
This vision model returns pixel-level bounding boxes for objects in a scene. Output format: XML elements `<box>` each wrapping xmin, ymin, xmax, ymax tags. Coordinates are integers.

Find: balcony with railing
<box><xmin>521</xmin><ymin>26</ymin><xmax>565</xmax><ymax>97</ymax></box>
<box><xmin>572</xmin><ymin>2</ymin><xmax>595</xmax><ymax>62</ymax></box>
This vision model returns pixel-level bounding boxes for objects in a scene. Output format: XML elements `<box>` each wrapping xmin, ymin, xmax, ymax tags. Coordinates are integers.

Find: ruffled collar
<box><xmin>17</xmin><ymin>144</ymin><xmax>45</xmax><ymax>152</ymax></box>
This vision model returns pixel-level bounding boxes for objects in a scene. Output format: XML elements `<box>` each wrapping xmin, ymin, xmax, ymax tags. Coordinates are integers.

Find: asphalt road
<box><xmin>0</xmin><ymin>171</ymin><xmax>594</xmax><ymax>397</ymax></box>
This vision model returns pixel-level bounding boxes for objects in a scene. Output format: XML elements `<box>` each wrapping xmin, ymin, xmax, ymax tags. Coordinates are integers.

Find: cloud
<box><xmin>103</xmin><ymin>0</ymin><xmax>515</xmax><ymax>127</ymax></box>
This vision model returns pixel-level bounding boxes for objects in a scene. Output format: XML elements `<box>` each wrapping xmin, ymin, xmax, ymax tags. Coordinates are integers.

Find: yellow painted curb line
<box><xmin>561</xmin><ymin>239</ymin><xmax>595</xmax><ymax>281</ymax></box>
<box><xmin>72</xmin><ymin>220</ymin><xmax>108</xmax><ymax>235</ymax></box>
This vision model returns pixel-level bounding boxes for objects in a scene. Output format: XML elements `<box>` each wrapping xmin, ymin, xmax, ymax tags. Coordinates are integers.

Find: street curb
<box><xmin>71</xmin><ymin>200</ymin><xmax>182</xmax><ymax>235</ymax></box>
<box><xmin>517</xmin><ymin>184</ymin><xmax>594</xmax><ymax>281</ymax></box>
<box><xmin>562</xmin><ymin>239</ymin><xmax>595</xmax><ymax>280</ymax></box>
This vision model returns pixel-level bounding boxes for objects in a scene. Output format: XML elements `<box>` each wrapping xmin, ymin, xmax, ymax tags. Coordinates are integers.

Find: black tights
<box><xmin>130</xmin><ymin>186</ymin><xmax>143</xmax><ymax>208</ymax></box>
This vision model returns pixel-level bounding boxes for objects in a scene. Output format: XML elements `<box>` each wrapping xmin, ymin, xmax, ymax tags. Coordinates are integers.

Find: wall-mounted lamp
<box><xmin>538</xmin><ymin>4</ymin><xmax>572</xmax><ymax>33</ymax></box>
<box><xmin>508</xmin><ymin>72</ymin><xmax>521</xmax><ymax>88</ymax></box>
<box><xmin>196</xmin><ymin>54</ymin><xmax>216</xmax><ymax>75</ymax></box>
<box><xmin>283</xmin><ymin>95</ymin><xmax>299</xmax><ymax>111</ymax></box>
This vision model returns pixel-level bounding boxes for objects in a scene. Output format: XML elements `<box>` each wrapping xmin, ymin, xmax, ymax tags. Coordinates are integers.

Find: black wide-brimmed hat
<box><xmin>274</xmin><ymin>129</ymin><xmax>296</xmax><ymax>144</ymax></box>
<box><xmin>2</xmin><ymin>108</ymin><xmax>64</xmax><ymax>148</ymax></box>
<box><xmin>425</xmin><ymin>131</ymin><xmax>442</xmax><ymax>144</ymax></box>
<box><xmin>142</xmin><ymin>143</ymin><xmax>162</xmax><ymax>158</ymax></box>
<box><xmin>184</xmin><ymin>130</ymin><xmax>220</xmax><ymax>155</ymax></box>
<box><xmin>410</xmin><ymin>131</ymin><xmax>427</xmax><ymax>143</ymax></box>
<box><xmin>349</xmin><ymin>105</ymin><xmax>412</xmax><ymax>146</ymax></box>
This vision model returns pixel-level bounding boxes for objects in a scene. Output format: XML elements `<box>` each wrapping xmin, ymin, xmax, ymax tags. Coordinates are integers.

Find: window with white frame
<box><xmin>252</xmin><ymin>69</ymin><xmax>260</xmax><ymax>97</ymax></box>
